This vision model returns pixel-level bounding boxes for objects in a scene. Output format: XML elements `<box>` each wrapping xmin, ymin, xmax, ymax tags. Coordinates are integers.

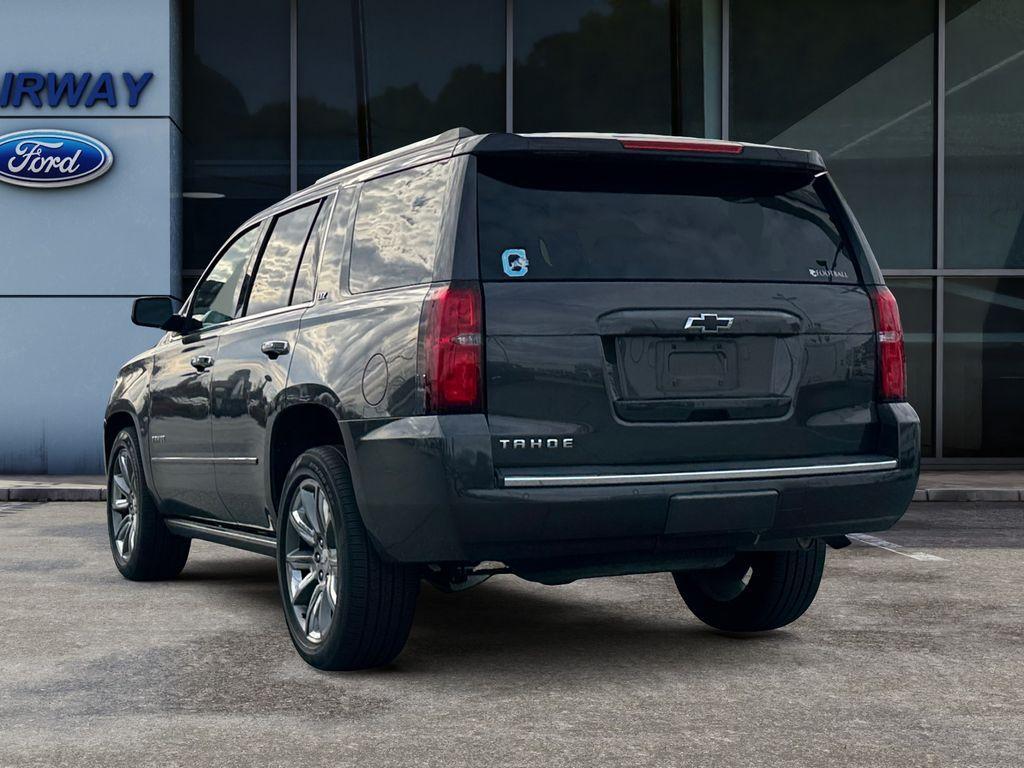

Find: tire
<box><xmin>673</xmin><ymin>540</ymin><xmax>826</xmax><ymax>632</ymax></box>
<box><xmin>106</xmin><ymin>427</ymin><xmax>191</xmax><ymax>581</ymax></box>
<box><xmin>276</xmin><ymin>446</ymin><xmax>420</xmax><ymax>670</ymax></box>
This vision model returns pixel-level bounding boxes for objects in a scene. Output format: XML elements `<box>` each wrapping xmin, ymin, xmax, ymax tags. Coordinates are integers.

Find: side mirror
<box><xmin>131</xmin><ymin>297</ymin><xmax>202</xmax><ymax>334</ymax></box>
<box><xmin>131</xmin><ymin>296</ymin><xmax>176</xmax><ymax>328</ymax></box>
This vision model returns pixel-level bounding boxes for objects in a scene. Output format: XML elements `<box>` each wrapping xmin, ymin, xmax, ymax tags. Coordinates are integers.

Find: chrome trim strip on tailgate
<box><xmin>501</xmin><ymin>459</ymin><xmax>899</xmax><ymax>489</ymax></box>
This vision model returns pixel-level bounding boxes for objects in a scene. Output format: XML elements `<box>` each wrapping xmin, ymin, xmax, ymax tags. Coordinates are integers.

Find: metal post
<box><xmin>934</xmin><ymin>0</ymin><xmax>945</xmax><ymax>458</ymax></box>
<box><xmin>505</xmin><ymin>0</ymin><xmax>514</xmax><ymax>133</ymax></box>
<box><xmin>351</xmin><ymin>0</ymin><xmax>372</xmax><ymax>158</ymax></box>
<box><xmin>721</xmin><ymin>0</ymin><xmax>729</xmax><ymax>140</ymax></box>
<box><xmin>670</xmin><ymin>0</ymin><xmax>682</xmax><ymax>135</ymax></box>
<box><xmin>289</xmin><ymin>0</ymin><xmax>298</xmax><ymax>193</ymax></box>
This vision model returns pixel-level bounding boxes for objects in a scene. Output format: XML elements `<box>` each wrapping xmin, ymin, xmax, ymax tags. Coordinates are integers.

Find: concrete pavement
<box><xmin>0</xmin><ymin>500</ymin><xmax>1021</xmax><ymax>767</ymax></box>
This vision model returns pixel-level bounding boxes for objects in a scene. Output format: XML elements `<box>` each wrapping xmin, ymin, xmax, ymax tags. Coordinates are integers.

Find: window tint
<box><xmin>477</xmin><ymin>157</ymin><xmax>858</xmax><ymax>284</ymax></box>
<box><xmin>190</xmin><ymin>227</ymin><xmax>260</xmax><ymax>327</ymax></box>
<box><xmin>349</xmin><ymin>163</ymin><xmax>448</xmax><ymax>293</ymax></box>
<box><xmin>290</xmin><ymin>236</ymin><xmax>317</xmax><ymax>306</ymax></box>
<box><xmin>245</xmin><ymin>201</ymin><xmax>321</xmax><ymax>316</ymax></box>
<box><xmin>316</xmin><ymin>187</ymin><xmax>357</xmax><ymax>298</ymax></box>
<box><xmin>290</xmin><ymin>193</ymin><xmax>334</xmax><ymax>305</ymax></box>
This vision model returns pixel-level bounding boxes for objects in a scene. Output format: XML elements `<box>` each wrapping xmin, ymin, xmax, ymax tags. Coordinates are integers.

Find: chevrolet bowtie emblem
<box><xmin>684</xmin><ymin>312</ymin><xmax>734</xmax><ymax>333</ymax></box>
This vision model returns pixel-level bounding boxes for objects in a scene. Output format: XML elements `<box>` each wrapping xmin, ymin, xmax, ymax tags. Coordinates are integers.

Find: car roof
<box><xmin>245</xmin><ymin>128</ymin><xmax>826</xmax><ymax>227</ymax></box>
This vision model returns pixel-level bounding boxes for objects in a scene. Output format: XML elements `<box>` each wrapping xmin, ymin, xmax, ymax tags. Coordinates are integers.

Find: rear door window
<box><xmin>349</xmin><ymin>162</ymin><xmax>448</xmax><ymax>293</ymax></box>
<box><xmin>290</xmin><ymin>192</ymin><xmax>335</xmax><ymax>305</ymax></box>
<box><xmin>477</xmin><ymin>156</ymin><xmax>859</xmax><ymax>284</ymax></box>
<box><xmin>245</xmin><ymin>200</ymin><xmax>322</xmax><ymax>316</ymax></box>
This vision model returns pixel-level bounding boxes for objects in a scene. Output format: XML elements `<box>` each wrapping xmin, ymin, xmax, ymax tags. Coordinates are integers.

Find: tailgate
<box><xmin>483</xmin><ymin>281</ymin><xmax>876</xmax><ymax>468</ymax></box>
<box><xmin>475</xmin><ymin>152</ymin><xmax>880</xmax><ymax>470</ymax></box>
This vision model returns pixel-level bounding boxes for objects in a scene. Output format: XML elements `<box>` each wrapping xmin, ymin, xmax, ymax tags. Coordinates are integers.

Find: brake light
<box><xmin>423</xmin><ymin>282</ymin><xmax>483</xmax><ymax>413</ymax></box>
<box><xmin>869</xmin><ymin>287</ymin><xmax>906</xmax><ymax>402</ymax></box>
<box><xmin>619</xmin><ymin>138</ymin><xmax>744</xmax><ymax>154</ymax></box>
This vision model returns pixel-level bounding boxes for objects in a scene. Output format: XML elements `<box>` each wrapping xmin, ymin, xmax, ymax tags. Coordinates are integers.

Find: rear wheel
<box><xmin>106</xmin><ymin>427</ymin><xmax>190</xmax><ymax>580</ymax></box>
<box><xmin>673</xmin><ymin>541</ymin><xmax>826</xmax><ymax>632</ymax></box>
<box><xmin>276</xmin><ymin>446</ymin><xmax>420</xmax><ymax>670</ymax></box>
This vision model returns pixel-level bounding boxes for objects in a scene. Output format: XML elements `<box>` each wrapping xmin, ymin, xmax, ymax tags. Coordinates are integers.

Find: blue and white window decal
<box><xmin>0</xmin><ymin>129</ymin><xmax>114</xmax><ymax>189</ymax></box>
<box><xmin>501</xmin><ymin>248</ymin><xmax>529</xmax><ymax>277</ymax></box>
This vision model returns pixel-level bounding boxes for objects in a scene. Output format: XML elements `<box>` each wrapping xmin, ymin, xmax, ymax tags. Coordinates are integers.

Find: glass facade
<box><xmin>945</xmin><ymin>0</ymin><xmax>1024</xmax><ymax>269</ymax></box>
<box><xmin>182</xmin><ymin>0</ymin><xmax>290</xmax><ymax>276</ymax></box>
<box><xmin>364</xmin><ymin>0</ymin><xmax>505</xmax><ymax>155</ymax></box>
<box><xmin>181</xmin><ymin>0</ymin><xmax>1024</xmax><ymax>461</ymax></box>
<box><xmin>295</xmin><ymin>0</ymin><xmax>360</xmax><ymax>189</ymax></box>
<box><xmin>731</xmin><ymin>0</ymin><xmax>936</xmax><ymax>270</ymax></box>
<box><xmin>943</xmin><ymin>279</ymin><xmax>1024</xmax><ymax>457</ymax></box>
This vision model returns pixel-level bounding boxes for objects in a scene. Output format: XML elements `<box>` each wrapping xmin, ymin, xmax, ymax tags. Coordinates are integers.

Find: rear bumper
<box><xmin>345</xmin><ymin>402</ymin><xmax>920</xmax><ymax>565</ymax></box>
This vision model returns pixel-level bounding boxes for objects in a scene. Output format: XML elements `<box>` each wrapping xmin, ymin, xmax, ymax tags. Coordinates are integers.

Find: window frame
<box><xmin>346</xmin><ymin>161</ymin><xmax>452</xmax><ymax>295</ymax></box>
<box><xmin>315</xmin><ymin>185</ymin><xmax>358</xmax><ymax>300</ymax></box>
<box><xmin>179</xmin><ymin>220</ymin><xmax>268</xmax><ymax>334</ymax></box>
<box><xmin>240</xmin><ymin>197</ymin><xmax>327</xmax><ymax>319</ymax></box>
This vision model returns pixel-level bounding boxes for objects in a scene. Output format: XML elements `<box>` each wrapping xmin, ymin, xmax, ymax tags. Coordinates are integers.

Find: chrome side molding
<box><xmin>501</xmin><ymin>458</ymin><xmax>899</xmax><ymax>489</ymax></box>
<box><xmin>151</xmin><ymin>456</ymin><xmax>259</xmax><ymax>465</ymax></box>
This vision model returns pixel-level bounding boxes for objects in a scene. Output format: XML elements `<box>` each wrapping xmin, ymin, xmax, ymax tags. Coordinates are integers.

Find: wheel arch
<box><xmin>103</xmin><ymin>405</ymin><xmax>158</xmax><ymax>498</ymax></box>
<box><xmin>266</xmin><ymin>401</ymin><xmax>350</xmax><ymax>517</ymax></box>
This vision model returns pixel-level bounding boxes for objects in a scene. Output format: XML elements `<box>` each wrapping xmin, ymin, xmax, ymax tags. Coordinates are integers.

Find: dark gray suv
<box><xmin>105</xmin><ymin>129</ymin><xmax>920</xmax><ymax>670</ymax></box>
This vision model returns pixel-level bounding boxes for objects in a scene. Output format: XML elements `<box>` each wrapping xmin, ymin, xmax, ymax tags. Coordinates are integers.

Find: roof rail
<box><xmin>315</xmin><ymin>127</ymin><xmax>476</xmax><ymax>185</ymax></box>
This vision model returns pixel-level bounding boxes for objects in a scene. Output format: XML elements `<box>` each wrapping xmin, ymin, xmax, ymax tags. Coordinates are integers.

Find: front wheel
<box><xmin>106</xmin><ymin>427</ymin><xmax>190</xmax><ymax>581</ymax></box>
<box><xmin>673</xmin><ymin>541</ymin><xmax>826</xmax><ymax>632</ymax></box>
<box><xmin>276</xmin><ymin>446</ymin><xmax>420</xmax><ymax>670</ymax></box>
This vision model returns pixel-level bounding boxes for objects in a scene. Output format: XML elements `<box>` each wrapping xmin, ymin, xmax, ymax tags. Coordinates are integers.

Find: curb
<box><xmin>917</xmin><ymin>488</ymin><xmax>1022</xmax><ymax>502</ymax></box>
<box><xmin>1</xmin><ymin>487</ymin><xmax>106</xmax><ymax>502</ymax></box>
<box><xmin>3</xmin><ymin>486</ymin><xmax>1022</xmax><ymax>504</ymax></box>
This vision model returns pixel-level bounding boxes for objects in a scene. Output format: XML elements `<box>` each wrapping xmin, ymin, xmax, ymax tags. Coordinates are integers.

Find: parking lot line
<box><xmin>848</xmin><ymin>533</ymin><xmax>947</xmax><ymax>561</ymax></box>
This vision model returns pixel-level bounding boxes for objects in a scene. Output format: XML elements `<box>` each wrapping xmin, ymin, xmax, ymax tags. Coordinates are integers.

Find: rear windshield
<box><xmin>477</xmin><ymin>156</ymin><xmax>859</xmax><ymax>284</ymax></box>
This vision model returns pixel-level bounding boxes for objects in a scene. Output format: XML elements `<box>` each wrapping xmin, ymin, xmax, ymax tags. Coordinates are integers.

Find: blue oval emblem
<box><xmin>0</xmin><ymin>129</ymin><xmax>113</xmax><ymax>189</ymax></box>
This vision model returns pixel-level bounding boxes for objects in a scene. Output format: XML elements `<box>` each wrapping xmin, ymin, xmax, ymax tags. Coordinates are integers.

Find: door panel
<box><xmin>209</xmin><ymin>198</ymin><xmax>326</xmax><ymax>527</ymax></box>
<box><xmin>148</xmin><ymin>331</ymin><xmax>229</xmax><ymax>520</ymax></box>
<box><xmin>150</xmin><ymin>221</ymin><xmax>262</xmax><ymax>520</ymax></box>
<box><xmin>211</xmin><ymin>309</ymin><xmax>303</xmax><ymax>527</ymax></box>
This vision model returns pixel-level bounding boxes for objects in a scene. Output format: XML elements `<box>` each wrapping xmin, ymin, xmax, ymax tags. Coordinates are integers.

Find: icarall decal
<box><xmin>0</xmin><ymin>129</ymin><xmax>113</xmax><ymax>188</ymax></box>
<box><xmin>501</xmin><ymin>248</ymin><xmax>529</xmax><ymax>277</ymax></box>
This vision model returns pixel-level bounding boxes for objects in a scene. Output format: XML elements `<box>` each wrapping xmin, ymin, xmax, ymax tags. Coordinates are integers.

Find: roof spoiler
<box><xmin>315</xmin><ymin>127</ymin><xmax>475</xmax><ymax>185</ymax></box>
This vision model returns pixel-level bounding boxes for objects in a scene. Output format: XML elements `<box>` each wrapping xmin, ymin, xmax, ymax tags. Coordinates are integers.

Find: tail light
<box><xmin>869</xmin><ymin>286</ymin><xmax>906</xmax><ymax>402</ymax></box>
<box><xmin>422</xmin><ymin>282</ymin><xmax>483</xmax><ymax>413</ymax></box>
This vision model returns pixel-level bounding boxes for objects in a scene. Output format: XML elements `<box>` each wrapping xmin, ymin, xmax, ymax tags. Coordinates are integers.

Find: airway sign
<box><xmin>619</xmin><ymin>139</ymin><xmax>744</xmax><ymax>154</ymax></box>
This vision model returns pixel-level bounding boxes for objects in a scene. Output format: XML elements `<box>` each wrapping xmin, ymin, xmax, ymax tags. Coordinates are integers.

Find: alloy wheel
<box><xmin>284</xmin><ymin>479</ymin><xmax>339</xmax><ymax>643</ymax></box>
<box><xmin>110</xmin><ymin>446</ymin><xmax>139</xmax><ymax>561</ymax></box>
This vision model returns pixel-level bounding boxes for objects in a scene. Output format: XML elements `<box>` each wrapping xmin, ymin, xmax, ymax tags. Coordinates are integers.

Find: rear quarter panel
<box><xmin>289</xmin><ymin>285</ymin><xmax>430</xmax><ymax>422</ymax></box>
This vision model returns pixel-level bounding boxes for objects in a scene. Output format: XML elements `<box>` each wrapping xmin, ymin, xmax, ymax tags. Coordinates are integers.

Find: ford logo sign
<box><xmin>0</xmin><ymin>129</ymin><xmax>113</xmax><ymax>189</ymax></box>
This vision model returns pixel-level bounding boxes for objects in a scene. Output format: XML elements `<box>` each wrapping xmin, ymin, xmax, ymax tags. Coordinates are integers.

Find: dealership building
<box><xmin>1</xmin><ymin>0</ymin><xmax>1021</xmax><ymax>472</ymax></box>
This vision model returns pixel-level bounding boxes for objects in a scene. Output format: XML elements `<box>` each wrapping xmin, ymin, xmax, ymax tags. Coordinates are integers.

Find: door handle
<box><xmin>190</xmin><ymin>355</ymin><xmax>214</xmax><ymax>371</ymax></box>
<box><xmin>261</xmin><ymin>340</ymin><xmax>290</xmax><ymax>359</ymax></box>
